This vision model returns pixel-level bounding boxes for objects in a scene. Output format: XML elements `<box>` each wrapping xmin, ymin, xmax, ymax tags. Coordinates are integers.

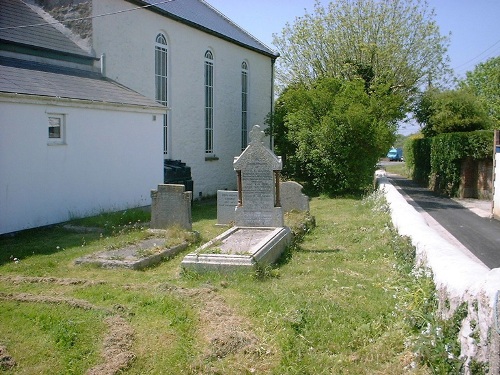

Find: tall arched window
<box><xmin>155</xmin><ymin>33</ymin><xmax>168</xmax><ymax>155</ymax></box>
<box><xmin>204</xmin><ymin>50</ymin><xmax>214</xmax><ymax>154</ymax></box>
<box><xmin>241</xmin><ymin>61</ymin><xmax>248</xmax><ymax>150</ymax></box>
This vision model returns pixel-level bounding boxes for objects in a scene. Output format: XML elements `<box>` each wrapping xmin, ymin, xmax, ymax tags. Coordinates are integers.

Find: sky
<box><xmin>206</xmin><ymin>0</ymin><xmax>500</xmax><ymax>134</ymax></box>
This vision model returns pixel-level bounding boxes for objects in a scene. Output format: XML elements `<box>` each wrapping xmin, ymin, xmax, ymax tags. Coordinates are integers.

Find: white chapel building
<box><xmin>92</xmin><ymin>0</ymin><xmax>279</xmax><ymax>198</ymax></box>
<box><xmin>0</xmin><ymin>0</ymin><xmax>278</xmax><ymax>234</ymax></box>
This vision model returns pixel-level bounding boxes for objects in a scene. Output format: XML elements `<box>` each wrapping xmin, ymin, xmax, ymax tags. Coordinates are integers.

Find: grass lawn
<box><xmin>382</xmin><ymin>162</ymin><xmax>410</xmax><ymax>177</ymax></box>
<box><xmin>0</xmin><ymin>193</ymin><xmax>434</xmax><ymax>374</ymax></box>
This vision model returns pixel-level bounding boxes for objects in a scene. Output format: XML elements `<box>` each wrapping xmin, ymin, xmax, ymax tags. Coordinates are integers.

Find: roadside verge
<box><xmin>377</xmin><ymin>176</ymin><xmax>500</xmax><ymax>373</ymax></box>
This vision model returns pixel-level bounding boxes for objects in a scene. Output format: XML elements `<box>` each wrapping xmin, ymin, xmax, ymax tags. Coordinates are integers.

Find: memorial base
<box><xmin>181</xmin><ymin>226</ymin><xmax>291</xmax><ymax>272</ymax></box>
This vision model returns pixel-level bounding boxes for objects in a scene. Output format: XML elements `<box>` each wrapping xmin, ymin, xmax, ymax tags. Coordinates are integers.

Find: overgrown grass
<box><xmin>0</xmin><ymin>195</ymin><xmax>441</xmax><ymax>374</ymax></box>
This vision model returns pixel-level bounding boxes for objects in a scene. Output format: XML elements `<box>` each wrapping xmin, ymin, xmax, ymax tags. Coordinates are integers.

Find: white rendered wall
<box><xmin>93</xmin><ymin>0</ymin><xmax>275</xmax><ymax>197</ymax></box>
<box><xmin>493</xmin><ymin>152</ymin><xmax>500</xmax><ymax>219</ymax></box>
<box><xmin>0</xmin><ymin>100</ymin><xmax>164</xmax><ymax>234</ymax></box>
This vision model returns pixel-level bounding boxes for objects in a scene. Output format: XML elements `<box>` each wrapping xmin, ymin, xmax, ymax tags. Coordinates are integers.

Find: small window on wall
<box><xmin>47</xmin><ymin>114</ymin><xmax>65</xmax><ymax>145</ymax></box>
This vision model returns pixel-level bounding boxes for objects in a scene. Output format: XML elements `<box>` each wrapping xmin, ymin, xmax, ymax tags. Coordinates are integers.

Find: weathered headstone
<box><xmin>150</xmin><ymin>184</ymin><xmax>192</xmax><ymax>230</ymax></box>
<box><xmin>181</xmin><ymin>125</ymin><xmax>292</xmax><ymax>272</ymax></box>
<box><xmin>217</xmin><ymin>190</ymin><xmax>238</xmax><ymax>225</ymax></box>
<box><xmin>280</xmin><ymin>181</ymin><xmax>309</xmax><ymax>212</ymax></box>
<box><xmin>233</xmin><ymin>125</ymin><xmax>284</xmax><ymax>227</ymax></box>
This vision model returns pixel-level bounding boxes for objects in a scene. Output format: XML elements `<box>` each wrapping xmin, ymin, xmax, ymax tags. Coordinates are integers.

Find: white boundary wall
<box><xmin>378</xmin><ymin>177</ymin><xmax>500</xmax><ymax>373</ymax></box>
<box><xmin>493</xmin><ymin>147</ymin><xmax>500</xmax><ymax>219</ymax></box>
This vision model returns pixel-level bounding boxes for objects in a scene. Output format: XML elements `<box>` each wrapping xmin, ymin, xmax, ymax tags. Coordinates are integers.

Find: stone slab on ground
<box><xmin>181</xmin><ymin>226</ymin><xmax>292</xmax><ymax>272</ymax></box>
<box><xmin>75</xmin><ymin>237</ymin><xmax>188</xmax><ymax>270</ymax></box>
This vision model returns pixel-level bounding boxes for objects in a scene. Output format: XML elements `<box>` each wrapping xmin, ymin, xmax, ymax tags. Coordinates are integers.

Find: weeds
<box><xmin>0</xmin><ymin>193</ymin><xmax>458</xmax><ymax>373</ymax></box>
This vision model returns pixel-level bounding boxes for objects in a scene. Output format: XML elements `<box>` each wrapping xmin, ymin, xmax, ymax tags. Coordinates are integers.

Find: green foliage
<box><xmin>404</xmin><ymin>130</ymin><xmax>493</xmax><ymax>196</ymax></box>
<box><xmin>270</xmin><ymin>77</ymin><xmax>404</xmax><ymax>195</ymax></box>
<box><xmin>273</xmin><ymin>0</ymin><xmax>451</xmax><ymax>98</ymax></box>
<box><xmin>459</xmin><ymin>56</ymin><xmax>500</xmax><ymax>128</ymax></box>
<box><xmin>404</xmin><ymin>135</ymin><xmax>431</xmax><ymax>185</ymax></box>
<box><xmin>415</xmin><ymin>88</ymin><xmax>494</xmax><ymax>137</ymax></box>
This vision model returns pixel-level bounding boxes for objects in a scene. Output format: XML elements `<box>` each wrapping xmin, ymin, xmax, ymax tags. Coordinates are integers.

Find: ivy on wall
<box><xmin>404</xmin><ymin>130</ymin><xmax>493</xmax><ymax>196</ymax></box>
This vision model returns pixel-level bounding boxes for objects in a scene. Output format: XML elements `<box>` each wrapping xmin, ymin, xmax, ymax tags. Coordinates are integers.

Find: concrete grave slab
<box><xmin>75</xmin><ymin>236</ymin><xmax>189</xmax><ymax>270</ymax></box>
<box><xmin>181</xmin><ymin>226</ymin><xmax>291</xmax><ymax>272</ymax></box>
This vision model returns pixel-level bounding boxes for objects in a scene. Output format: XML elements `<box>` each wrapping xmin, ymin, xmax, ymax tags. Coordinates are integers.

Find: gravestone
<box><xmin>150</xmin><ymin>184</ymin><xmax>192</xmax><ymax>230</ymax></box>
<box><xmin>217</xmin><ymin>190</ymin><xmax>238</xmax><ymax>225</ymax></box>
<box><xmin>233</xmin><ymin>125</ymin><xmax>284</xmax><ymax>227</ymax></box>
<box><xmin>280</xmin><ymin>181</ymin><xmax>309</xmax><ymax>212</ymax></box>
<box><xmin>181</xmin><ymin>125</ymin><xmax>291</xmax><ymax>272</ymax></box>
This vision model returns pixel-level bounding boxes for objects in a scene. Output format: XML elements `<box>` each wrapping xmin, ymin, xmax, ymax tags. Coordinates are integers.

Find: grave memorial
<box><xmin>182</xmin><ymin>125</ymin><xmax>292</xmax><ymax>272</ymax></box>
<box><xmin>280</xmin><ymin>181</ymin><xmax>310</xmax><ymax>213</ymax></box>
<box><xmin>150</xmin><ymin>184</ymin><xmax>192</xmax><ymax>231</ymax></box>
<box><xmin>216</xmin><ymin>190</ymin><xmax>238</xmax><ymax>225</ymax></box>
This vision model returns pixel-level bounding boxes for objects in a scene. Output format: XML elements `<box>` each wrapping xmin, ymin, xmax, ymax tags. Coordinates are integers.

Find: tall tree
<box><xmin>415</xmin><ymin>88</ymin><xmax>493</xmax><ymax>137</ymax></box>
<box><xmin>270</xmin><ymin>77</ymin><xmax>405</xmax><ymax>194</ymax></box>
<box><xmin>459</xmin><ymin>56</ymin><xmax>500</xmax><ymax>127</ymax></box>
<box><xmin>273</xmin><ymin>0</ymin><xmax>451</xmax><ymax>99</ymax></box>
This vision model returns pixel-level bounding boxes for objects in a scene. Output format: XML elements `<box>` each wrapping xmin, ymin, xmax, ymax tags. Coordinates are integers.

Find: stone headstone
<box><xmin>281</xmin><ymin>181</ymin><xmax>309</xmax><ymax>212</ymax></box>
<box><xmin>217</xmin><ymin>190</ymin><xmax>238</xmax><ymax>225</ymax></box>
<box><xmin>150</xmin><ymin>184</ymin><xmax>192</xmax><ymax>230</ymax></box>
<box><xmin>233</xmin><ymin>125</ymin><xmax>284</xmax><ymax>227</ymax></box>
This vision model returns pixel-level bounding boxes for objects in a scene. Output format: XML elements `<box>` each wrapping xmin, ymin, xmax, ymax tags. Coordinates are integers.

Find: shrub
<box><xmin>404</xmin><ymin>130</ymin><xmax>493</xmax><ymax>196</ymax></box>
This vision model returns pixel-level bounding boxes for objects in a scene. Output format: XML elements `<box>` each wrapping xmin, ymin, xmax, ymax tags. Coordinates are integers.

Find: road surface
<box><xmin>388</xmin><ymin>174</ymin><xmax>500</xmax><ymax>269</ymax></box>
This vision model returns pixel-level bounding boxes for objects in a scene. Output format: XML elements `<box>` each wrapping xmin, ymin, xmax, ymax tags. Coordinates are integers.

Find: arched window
<box><xmin>241</xmin><ymin>61</ymin><xmax>248</xmax><ymax>150</ymax></box>
<box><xmin>204</xmin><ymin>50</ymin><xmax>214</xmax><ymax>154</ymax></box>
<box><xmin>155</xmin><ymin>33</ymin><xmax>168</xmax><ymax>155</ymax></box>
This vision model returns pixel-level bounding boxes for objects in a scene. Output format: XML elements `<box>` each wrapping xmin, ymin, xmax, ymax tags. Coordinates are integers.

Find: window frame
<box><xmin>155</xmin><ymin>33</ymin><xmax>169</xmax><ymax>156</ymax></box>
<box><xmin>47</xmin><ymin>113</ymin><xmax>66</xmax><ymax>145</ymax></box>
<box><xmin>204</xmin><ymin>50</ymin><xmax>214</xmax><ymax>155</ymax></box>
<box><xmin>241</xmin><ymin>61</ymin><xmax>249</xmax><ymax>151</ymax></box>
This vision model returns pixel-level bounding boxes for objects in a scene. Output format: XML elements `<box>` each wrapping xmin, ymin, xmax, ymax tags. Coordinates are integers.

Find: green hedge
<box><xmin>403</xmin><ymin>137</ymin><xmax>431</xmax><ymax>185</ymax></box>
<box><xmin>404</xmin><ymin>130</ymin><xmax>493</xmax><ymax>196</ymax></box>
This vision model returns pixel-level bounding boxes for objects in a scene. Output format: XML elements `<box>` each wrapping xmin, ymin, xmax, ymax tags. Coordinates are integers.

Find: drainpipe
<box><xmin>269</xmin><ymin>57</ymin><xmax>276</xmax><ymax>150</ymax></box>
<box><xmin>100</xmin><ymin>53</ymin><xmax>106</xmax><ymax>77</ymax></box>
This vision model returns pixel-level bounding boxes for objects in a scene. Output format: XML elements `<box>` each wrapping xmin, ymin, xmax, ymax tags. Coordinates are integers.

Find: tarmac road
<box><xmin>388</xmin><ymin>174</ymin><xmax>500</xmax><ymax>269</ymax></box>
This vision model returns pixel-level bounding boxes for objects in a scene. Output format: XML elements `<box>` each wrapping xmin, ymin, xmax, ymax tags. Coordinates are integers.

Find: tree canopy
<box><xmin>272</xmin><ymin>0</ymin><xmax>451</xmax><ymax>99</ymax></box>
<box><xmin>270</xmin><ymin>77</ymin><xmax>405</xmax><ymax>194</ymax></box>
<box><xmin>459</xmin><ymin>56</ymin><xmax>500</xmax><ymax>127</ymax></box>
<box><xmin>414</xmin><ymin>88</ymin><xmax>494</xmax><ymax>137</ymax></box>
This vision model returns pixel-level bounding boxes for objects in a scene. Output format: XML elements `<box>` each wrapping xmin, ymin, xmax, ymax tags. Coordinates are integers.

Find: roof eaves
<box><xmin>0</xmin><ymin>91</ymin><xmax>167</xmax><ymax>112</ymax></box>
<box><xmin>125</xmin><ymin>0</ymin><xmax>279</xmax><ymax>59</ymax></box>
<box><xmin>0</xmin><ymin>38</ymin><xmax>98</xmax><ymax>64</ymax></box>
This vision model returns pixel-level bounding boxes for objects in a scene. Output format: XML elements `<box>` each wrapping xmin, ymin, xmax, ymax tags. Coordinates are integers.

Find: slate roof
<box><xmin>0</xmin><ymin>0</ymin><xmax>92</xmax><ymax>59</ymax></box>
<box><xmin>0</xmin><ymin>56</ymin><xmax>164</xmax><ymax>109</ymax></box>
<box><xmin>129</xmin><ymin>0</ymin><xmax>279</xmax><ymax>58</ymax></box>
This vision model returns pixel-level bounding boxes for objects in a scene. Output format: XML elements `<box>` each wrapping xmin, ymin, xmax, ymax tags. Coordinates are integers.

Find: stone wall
<box><xmin>459</xmin><ymin>158</ymin><xmax>493</xmax><ymax>199</ymax></box>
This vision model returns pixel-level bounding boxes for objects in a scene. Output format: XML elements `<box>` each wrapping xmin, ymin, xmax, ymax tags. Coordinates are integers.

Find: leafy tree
<box><xmin>269</xmin><ymin>77</ymin><xmax>405</xmax><ymax>194</ymax></box>
<box><xmin>272</xmin><ymin>0</ymin><xmax>451</xmax><ymax>99</ymax></box>
<box><xmin>415</xmin><ymin>88</ymin><xmax>494</xmax><ymax>137</ymax></box>
<box><xmin>459</xmin><ymin>56</ymin><xmax>500</xmax><ymax>127</ymax></box>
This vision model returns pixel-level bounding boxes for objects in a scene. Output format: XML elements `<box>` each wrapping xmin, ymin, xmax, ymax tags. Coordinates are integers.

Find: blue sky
<box><xmin>207</xmin><ymin>0</ymin><xmax>500</xmax><ymax>134</ymax></box>
<box><xmin>207</xmin><ymin>0</ymin><xmax>500</xmax><ymax>78</ymax></box>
